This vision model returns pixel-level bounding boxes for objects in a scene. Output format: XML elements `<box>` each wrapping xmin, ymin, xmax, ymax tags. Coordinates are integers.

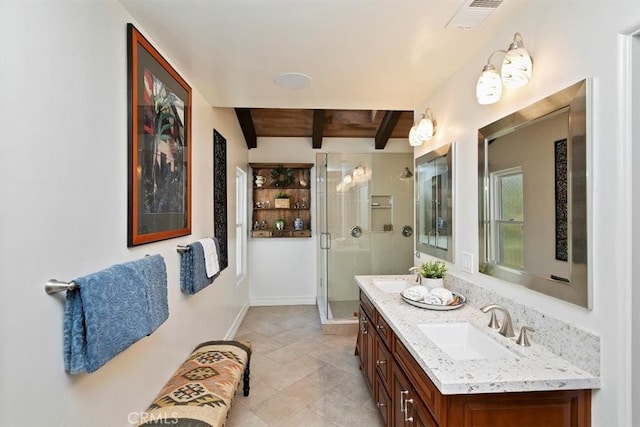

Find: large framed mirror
<box><xmin>478</xmin><ymin>79</ymin><xmax>591</xmax><ymax>308</ymax></box>
<box><xmin>416</xmin><ymin>143</ymin><xmax>454</xmax><ymax>262</ymax></box>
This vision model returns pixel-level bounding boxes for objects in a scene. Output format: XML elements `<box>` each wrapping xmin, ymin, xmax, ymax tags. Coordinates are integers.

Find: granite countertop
<box><xmin>356</xmin><ymin>274</ymin><xmax>601</xmax><ymax>395</ymax></box>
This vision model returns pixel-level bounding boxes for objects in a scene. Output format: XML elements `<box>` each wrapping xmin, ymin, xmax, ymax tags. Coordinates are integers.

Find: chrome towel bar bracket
<box><xmin>45</xmin><ymin>279</ymin><xmax>77</xmax><ymax>295</ymax></box>
<box><xmin>176</xmin><ymin>245</ymin><xmax>191</xmax><ymax>253</ymax></box>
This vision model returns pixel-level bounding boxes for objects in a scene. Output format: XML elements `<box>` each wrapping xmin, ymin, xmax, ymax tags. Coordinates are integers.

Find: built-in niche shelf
<box><xmin>249</xmin><ymin>163</ymin><xmax>313</xmax><ymax>238</ymax></box>
<box><xmin>371</xmin><ymin>195</ymin><xmax>393</xmax><ymax>232</ymax></box>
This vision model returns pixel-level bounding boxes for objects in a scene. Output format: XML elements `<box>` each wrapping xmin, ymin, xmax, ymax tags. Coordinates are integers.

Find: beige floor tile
<box><xmin>250</xmin><ymin>391</ymin><xmax>310</xmax><ymax>425</ymax></box>
<box><xmin>276</xmin><ymin>407</ymin><xmax>338</xmax><ymax>427</ymax></box>
<box><xmin>229</xmin><ymin>305</ymin><xmax>382</xmax><ymax>427</ymax></box>
<box><xmin>264</xmin><ymin>340</ymin><xmax>319</xmax><ymax>364</ymax></box>
<box><xmin>259</xmin><ymin>354</ymin><xmax>327</xmax><ymax>390</ymax></box>
<box><xmin>235</xmin><ymin>377</ymin><xmax>279</xmax><ymax>409</ymax></box>
<box><xmin>308</xmin><ymin>393</ymin><xmax>384</xmax><ymax>427</ymax></box>
<box><xmin>227</xmin><ymin>399</ymin><xmax>270</xmax><ymax>426</ymax></box>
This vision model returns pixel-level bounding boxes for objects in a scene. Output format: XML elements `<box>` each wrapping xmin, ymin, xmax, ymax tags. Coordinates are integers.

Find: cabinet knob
<box><xmin>376</xmin><ymin>402</ymin><xmax>387</xmax><ymax>408</ymax></box>
<box><xmin>376</xmin><ymin>359</ymin><xmax>387</xmax><ymax>365</ymax></box>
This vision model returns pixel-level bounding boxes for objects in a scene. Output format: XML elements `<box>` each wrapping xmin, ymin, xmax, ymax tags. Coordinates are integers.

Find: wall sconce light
<box><xmin>502</xmin><ymin>32</ymin><xmax>533</xmax><ymax>88</ymax></box>
<box><xmin>476</xmin><ymin>32</ymin><xmax>533</xmax><ymax>105</ymax></box>
<box><xmin>408</xmin><ymin>108</ymin><xmax>437</xmax><ymax>146</ymax></box>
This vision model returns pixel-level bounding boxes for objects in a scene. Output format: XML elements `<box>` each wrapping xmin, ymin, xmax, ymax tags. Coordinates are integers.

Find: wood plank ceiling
<box><xmin>235</xmin><ymin>108</ymin><xmax>414</xmax><ymax>150</ymax></box>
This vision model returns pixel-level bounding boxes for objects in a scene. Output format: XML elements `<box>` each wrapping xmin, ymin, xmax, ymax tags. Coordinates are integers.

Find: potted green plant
<box><xmin>274</xmin><ymin>218</ymin><xmax>285</xmax><ymax>230</ymax></box>
<box><xmin>419</xmin><ymin>260</ymin><xmax>447</xmax><ymax>289</ymax></box>
<box><xmin>274</xmin><ymin>190</ymin><xmax>291</xmax><ymax>208</ymax></box>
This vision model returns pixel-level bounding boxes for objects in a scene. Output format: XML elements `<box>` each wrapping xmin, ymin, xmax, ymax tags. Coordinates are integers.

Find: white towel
<box><xmin>198</xmin><ymin>238</ymin><xmax>220</xmax><ymax>278</ymax></box>
<box><xmin>429</xmin><ymin>287</ymin><xmax>454</xmax><ymax>305</ymax></box>
<box><xmin>423</xmin><ymin>294</ymin><xmax>443</xmax><ymax>305</ymax></box>
<box><xmin>403</xmin><ymin>285</ymin><xmax>429</xmax><ymax>302</ymax></box>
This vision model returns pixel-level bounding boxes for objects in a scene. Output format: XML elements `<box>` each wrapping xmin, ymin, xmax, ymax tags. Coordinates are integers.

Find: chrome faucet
<box><xmin>408</xmin><ymin>266</ymin><xmax>422</xmax><ymax>285</ymax></box>
<box><xmin>480</xmin><ymin>304</ymin><xmax>515</xmax><ymax>337</ymax></box>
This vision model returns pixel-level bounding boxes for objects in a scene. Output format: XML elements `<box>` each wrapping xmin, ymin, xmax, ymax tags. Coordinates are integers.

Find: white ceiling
<box><xmin>119</xmin><ymin>0</ymin><xmax>528</xmax><ymax>110</ymax></box>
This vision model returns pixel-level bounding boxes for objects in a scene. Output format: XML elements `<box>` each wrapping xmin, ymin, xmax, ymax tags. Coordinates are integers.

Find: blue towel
<box><xmin>63</xmin><ymin>255</ymin><xmax>168</xmax><ymax>374</ymax></box>
<box><xmin>179</xmin><ymin>239</ymin><xmax>220</xmax><ymax>294</ymax></box>
<box><xmin>140</xmin><ymin>255</ymin><xmax>169</xmax><ymax>331</ymax></box>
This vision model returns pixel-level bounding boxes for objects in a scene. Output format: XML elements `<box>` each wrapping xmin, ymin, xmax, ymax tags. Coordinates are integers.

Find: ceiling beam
<box><xmin>374</xmin><ymin>110</ymin><xmax>402</xmax><ymax>149</ymax></box>
<box><xmin>312</xmin><ymin>109</ymin><xmax>325</xmax><ymax>149</ymax></box>
<box><xmin>235</xmin><ymin>108</ymin><xmax>257</xmax><ymax>149</ymax></box>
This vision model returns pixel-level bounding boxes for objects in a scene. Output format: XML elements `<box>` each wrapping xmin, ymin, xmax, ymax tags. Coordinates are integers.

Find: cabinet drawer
<box><xmin>360</xmin><ymin>290</ymin><xmax>374</xmax><ymax>320</ymax></box>
<box><xmin>251</xmin><ymin>230</ymin><xmax>272</xmax><ymax>237</ymax></box>
<box><xmin>394</xmin><ymin>336</ymin><xmax>443</xmax><ymax>425</ymax></box>
<box><xmin>375</xmin><ymin>313</ymin><xmax>392</xmax><ymax>347</ymax></box>
<box><xmin>291</xmin><ymin>229</ymin><xmax>311</xmax><ymax>237</ymax></box>
<box><xmin>375</xmin><ymin>338</ymin><xmax>392</xmax><ymax>393</ymax></box>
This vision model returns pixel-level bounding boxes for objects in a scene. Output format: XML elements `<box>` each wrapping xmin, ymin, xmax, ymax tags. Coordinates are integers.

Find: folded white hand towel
<box><xmin>423</xmin><ymin>294</ymin><xmax>444</xmax><ymax>305</ymax></box>
<box><xmin>198</xmin><ymin>238</ymin><xmax>220</xmax><ymax>278</ymax></box>
<box><xmin>429</xmin><ymin>287</ymin><xmax>454</xmax><ymax>305</ymax></box>
<box><xmin>402</xmin><ymin>286</ymin><xmax>429</xmax><ymax>302</ymax></box>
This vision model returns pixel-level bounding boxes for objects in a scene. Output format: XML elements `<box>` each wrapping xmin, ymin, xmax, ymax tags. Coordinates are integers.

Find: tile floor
<box><xmin>228</xmin><ymin>305</ymin><xmax>384</xmax><ymax>427</ymax></box>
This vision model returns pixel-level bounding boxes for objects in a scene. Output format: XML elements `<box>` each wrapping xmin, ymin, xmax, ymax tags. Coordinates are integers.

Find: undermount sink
<box><xmin>373</xmin><ymin>279</ymin><xmax>413</xmax><ymax>294</ymax></box>
<box><xmin>418</xmin><ymin>322</ymin><xmax>516</xmax><ymax>361</ymax></box>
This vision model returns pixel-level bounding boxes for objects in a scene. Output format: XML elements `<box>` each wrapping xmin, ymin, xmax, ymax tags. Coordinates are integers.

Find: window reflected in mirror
<box><xmin>415</xmin><ymin>143</ymin><xmax>454</xmax><ymax>262</ymax></box>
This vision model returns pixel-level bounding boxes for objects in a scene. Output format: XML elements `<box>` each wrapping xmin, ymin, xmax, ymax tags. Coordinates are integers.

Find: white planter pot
<box><xmin>422</xmin><ymin>277</ymin><xmax>444</xmax><ymax>290</ymax></box>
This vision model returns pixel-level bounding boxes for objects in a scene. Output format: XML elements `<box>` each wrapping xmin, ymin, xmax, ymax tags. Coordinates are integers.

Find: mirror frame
<box><xmin>415</xmin><ymin>142</ymin><xmax>454</xmax><ymax>262</ymax></box>
<box><xmin>478</xmin><ymin>79</ymin><xmax>592</xmax><ymax>308</ymax></box>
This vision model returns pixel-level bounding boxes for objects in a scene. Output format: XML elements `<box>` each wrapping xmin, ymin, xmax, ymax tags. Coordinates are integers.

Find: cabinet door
<box><xmin>375</xmin><ymin>374</ymin><xmax>392</xmax><ymax>427</ymax></box>
<box><xmin>375</xmin><ymin>337</ymin><xmax>392</xmax><ymax>393</ymax></box>
<box><xmin>392</xmin><ymin>363</ymin><xmax>437</xmax><ymax>427</ymax></box>
<box><xmin>357</xmin><ymin>306</ymin><xmax>375</xmax><ymax>391</ymax></box>
<box><xmin>392</xmin><ymin>361</ymin><xmax>413</xmax><ymax>426</ymax></box>
<box><xmin>406</xmin><ymin>393</ymin><xmax>438</xmax><ymax>427</ymax></box>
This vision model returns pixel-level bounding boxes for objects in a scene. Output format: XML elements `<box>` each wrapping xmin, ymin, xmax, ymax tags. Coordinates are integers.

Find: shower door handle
<box><xmin>320</xmin><ymin>232</ymin><xmax>332</xmax><ymax>249</ymax></box>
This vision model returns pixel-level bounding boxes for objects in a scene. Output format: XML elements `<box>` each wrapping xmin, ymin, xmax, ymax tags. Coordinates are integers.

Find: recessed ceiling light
<box><xmin>274</xmin><ymin>72</ymin><xmax>312</xmax><ymax>90</ymax></box>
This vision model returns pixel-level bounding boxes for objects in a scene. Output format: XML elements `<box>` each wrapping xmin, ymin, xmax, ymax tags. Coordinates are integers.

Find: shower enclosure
<box><xmin>316</xmin><ymin>153</ymin><xmax>414</xmax><ymax>323</ymax></box>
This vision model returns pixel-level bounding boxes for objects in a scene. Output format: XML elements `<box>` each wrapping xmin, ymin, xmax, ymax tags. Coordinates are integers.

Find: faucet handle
<box><xmin>487</xmin><ymin>310</ymin><xmax>500</xmax><ymax>329</ymax></box>
<box><xmin>516</xmin><ymin>326</ymin><xmax>535</xmax><ymax>346</ymax></box>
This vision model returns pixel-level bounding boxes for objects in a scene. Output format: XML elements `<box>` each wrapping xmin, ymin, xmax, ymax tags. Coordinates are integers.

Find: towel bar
<box><xmin>176</xmin><ymin>245</ymin><xmax>191</xmax><ymax>253</ymax></box>
<box><xmin>45</xmin><ymin>279</ymin><xmax>77</xmax><ymax>295</ymax></box>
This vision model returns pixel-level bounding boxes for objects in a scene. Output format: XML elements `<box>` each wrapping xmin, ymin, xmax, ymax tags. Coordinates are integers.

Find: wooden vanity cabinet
<box><xmin>359</xmin><ymin>291</ymin><xmax>592</xmax><ymax>427</ymax></box>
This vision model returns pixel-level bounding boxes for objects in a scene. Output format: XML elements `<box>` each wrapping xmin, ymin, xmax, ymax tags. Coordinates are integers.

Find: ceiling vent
<box><xmin>445</xmin><ymin>0</ymin><xmax>503</xmax><ymax>31</ymax></box>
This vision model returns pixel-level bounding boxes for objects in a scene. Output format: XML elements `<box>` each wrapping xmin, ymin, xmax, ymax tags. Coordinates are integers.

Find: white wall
<box><xmin>0</xmin><ymin>1</ymin><xmax>249</xmax><ymax>425</ymax></box>
<box><xmin>413</xmin><ymin>2</ymin><xmax>640</xmax><ymax>425</ymax></box>
<box><xmin>247</xmin><ymin>138</ymin><xmax>410</xmax><ymax>306</ymax></box>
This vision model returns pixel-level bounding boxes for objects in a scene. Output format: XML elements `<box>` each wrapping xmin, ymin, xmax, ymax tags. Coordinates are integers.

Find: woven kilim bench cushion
<box><xmin>137</xmin><ymin>340</ymin><xmax>251</xmax><ymax>427</ymax></box>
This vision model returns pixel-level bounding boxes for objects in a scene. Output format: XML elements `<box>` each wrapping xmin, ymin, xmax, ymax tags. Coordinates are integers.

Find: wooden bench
<box><xmin>136</xmin><ymin>340</ymin><xmax>251</xmax><ymax>427</ymax></box>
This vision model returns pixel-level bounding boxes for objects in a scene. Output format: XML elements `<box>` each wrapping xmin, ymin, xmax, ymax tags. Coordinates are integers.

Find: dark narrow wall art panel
<box><xmin>554</xmin><ymin>138</ymin><xmax>568</xmax><ymax>262</ymax></box>
<box><xmin>213</xmin><ymin>129</ymin><xmax>228</xmax><ymax>271</ymax></box>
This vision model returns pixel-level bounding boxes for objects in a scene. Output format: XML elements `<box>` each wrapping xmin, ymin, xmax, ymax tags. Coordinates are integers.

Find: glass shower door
<box><xmin>317</xmin><ymin>152</ymin><xmax>414</xmax><ymax>321</ymax></box>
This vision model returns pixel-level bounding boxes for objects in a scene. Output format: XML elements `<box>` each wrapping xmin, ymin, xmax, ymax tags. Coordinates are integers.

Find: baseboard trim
<box><xmin>226</xmin><ymin>301</ymin><xmax>250</xmax><ymax>340</ymax></box>
<box><xmin>249</xmin><ymin>296</ymin><xmax>316</xmax><ymax>306</ymax></box>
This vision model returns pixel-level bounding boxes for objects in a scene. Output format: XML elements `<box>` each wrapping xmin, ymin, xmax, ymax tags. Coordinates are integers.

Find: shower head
<box><xmin>399</xmin><ymin>167</ymin><xmax>413</xmax><ymax>180</ymax></box>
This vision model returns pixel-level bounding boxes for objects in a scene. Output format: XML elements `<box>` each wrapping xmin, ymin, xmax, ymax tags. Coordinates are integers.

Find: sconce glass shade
<box><xmin>476</xmin><ymin>63</ymin><xmax>503</xmax><ymax>105</ymax></box>
<box><xmin>416</xmin><ymin>110</ymin><xmax>436</xmax><ymax>141</ymax></box>
<box><xmin>408</xmin><ymin>124</ymin><xmax>423</xmax><ymax>146</ymax></box>
<box><xmin>501</xmin><ymin>44</ymin><xmax>532</xmax><ymax>88</ymax></box>
<box><xmin>500</xmin><ymin>33</ymin><xmax>532</xmax><ymax>88</ymax></box>
<box><xmin>409</xmin><ymin>108</ymin><xmax>437</xmax><ymax>146</ymax></box>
